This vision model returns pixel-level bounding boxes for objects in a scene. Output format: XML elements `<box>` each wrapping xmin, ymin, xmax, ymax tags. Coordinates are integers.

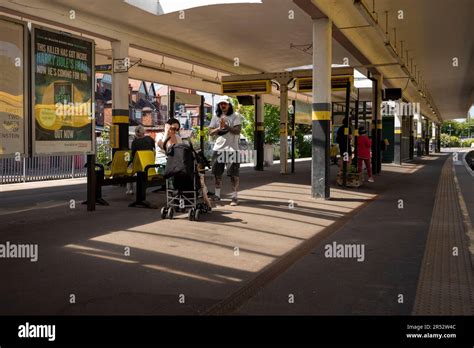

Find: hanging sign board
<box><xmin>174</xmin><ymin>91</ymin><xmax>202</xmax><ymax>105</ymax></box>
<box><xmin>31</xmin><ymin>25</ymin><xmax>95</xmax><ymax>155</ymax></box>
<box><xmin>221</xmin><ymin>80</ymin><xmax>271</xmax><ymax>96</ymax></box>
<box><xmin>113</xmin><ymin>58</ymin><xmax>129</xmax><ymax>73</ymax></box>
<box><xmin>295</xmin><ymin>100</ymin><xmax>312</xmax><ymax>125</ymax></box>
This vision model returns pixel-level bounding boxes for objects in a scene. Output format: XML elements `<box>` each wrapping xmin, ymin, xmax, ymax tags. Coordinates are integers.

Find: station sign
<box><xmin>0</xmin><ymin>16</ymin><xmax>29</xmax><ymax>158</ymax></box>
<box><xmin>296</xmin><ymin>75</ymin><xmax>357</xmax><ymax>100</ymax></box>
<box><xmin>221</xmin><ymin>80</ymin><xmax>271</xmax><ymax>96</ymax></box>
<box><xmin>296</xmin><ymin>75</ymin><xmax>355</xmax><ymax>91</ymax></box>
<box><xmin>113</xmin><ymin>58</ymin><xmax>129</xmax><ymax>73</ymax></box>
<box><xmin>31</xmin><ymin>25</ymin><xmax>95</xmax><ymax>155</ymax></box>
<box><xmin>95</xmin><ymin>64</ymin><xmax>112</xmax><ymax>73</ymax></box>
<box><xmin>174</xmin><ymin>91</ymin><xmax>202</xmax><ymax>105</ymax></box>
<box><xmin>294</xmin><ymin>100</ymin><xmax>312</xmax><ymax>125</ymax></box>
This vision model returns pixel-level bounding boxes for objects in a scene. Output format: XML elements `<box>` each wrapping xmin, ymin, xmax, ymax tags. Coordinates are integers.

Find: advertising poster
<box><xmin>0</xmin><ymin>16</ymin><xmax>28</xmax><ymax>157</ymax></box>
<box><xmin>32</xmin><ymin>26</ymin><xmax>95</xmax><ymax>154</ymax></box>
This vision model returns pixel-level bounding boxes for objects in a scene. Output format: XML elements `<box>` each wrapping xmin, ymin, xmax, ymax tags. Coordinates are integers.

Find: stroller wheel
<box><xmin>167</xmin><ymin>207</ymin><xmax>175</xmax><ymax>219</ymax></box>
<box><xmin>194</xmin><ymin>209</ymin><xmax>200</xmax><ymax>221</ymax></box>
<box><xmin>188</xmin><ymin>208</ymin><xmax>195</xmax><ymax>221</ymax></box>
<box><xmin>160</xmin><ymin>207</ymin><xmax>167</xmax><ymax>219</ymax></box>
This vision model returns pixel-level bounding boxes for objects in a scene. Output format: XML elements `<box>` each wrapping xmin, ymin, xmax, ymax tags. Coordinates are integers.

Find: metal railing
<box><xmin>0</xmin><ymin>155</ymin><xmax>87</xmax><ymax>184</ymax></box>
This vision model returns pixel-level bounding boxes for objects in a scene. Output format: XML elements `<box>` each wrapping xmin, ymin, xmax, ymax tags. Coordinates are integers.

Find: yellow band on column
<box><xmin>312</xmin><ymin>111</ymin><xmax>331</xmax><ymax>120</ymax></box>
<box><xmin>112</xmin><ymin>116</ymin><xmax>129</xmax><ymax>124</ymax></box>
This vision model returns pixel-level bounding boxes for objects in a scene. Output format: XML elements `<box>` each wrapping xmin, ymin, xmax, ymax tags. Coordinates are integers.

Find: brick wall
<box><xmin>104</xmin><ymin>105</ymin><xmax>112</xmax><ymax>126</ymax></box>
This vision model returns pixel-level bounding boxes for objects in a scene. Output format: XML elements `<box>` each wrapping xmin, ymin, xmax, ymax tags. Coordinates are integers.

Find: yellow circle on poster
<box><xmin>36</xmin><ymin>105</ymin><xmax>57</xmax><ymax>129</ymax></box>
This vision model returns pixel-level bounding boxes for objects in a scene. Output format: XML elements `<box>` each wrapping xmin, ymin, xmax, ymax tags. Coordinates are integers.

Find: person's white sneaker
<box><xmin>230</xmin><ymin>197</ymin><xmax>239</xmax><ymax>206</ymax></box>
<box><xmin>368</xmin><ymin>177</ymin><xmax>375</xmax><ymax>182</ymax></box>
<box><xmin>126</xmin><ymin>189</ymin><xmax>134</xmax><ymax>195</ymax></box>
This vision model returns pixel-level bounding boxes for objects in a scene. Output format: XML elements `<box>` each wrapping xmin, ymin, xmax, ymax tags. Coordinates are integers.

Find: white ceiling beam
<box><xmin>0</xmin><ymin>0</ymin><xmax>260</xmax><ymax>75</ymax></box>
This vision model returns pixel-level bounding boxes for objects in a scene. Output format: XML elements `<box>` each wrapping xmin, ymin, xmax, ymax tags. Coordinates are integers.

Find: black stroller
<box><xmin>160</xmin><ymin>141</ymin><xmax>212</xmax><ymax>221</ymax></box>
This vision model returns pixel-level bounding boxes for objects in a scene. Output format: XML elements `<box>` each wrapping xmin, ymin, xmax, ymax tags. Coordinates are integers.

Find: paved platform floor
<box><xmin>413</xmin><ymin>155</ymin><xmax>474</xmax><ymax>315</ymax></box>
<box><xmin>234</xmin><ymin>152</ymin><xmax>473</xmax><ymax>315</ymax></box>
<box><xmin>0</xmin><ymin>153</ymin><xmax>472</xmax><ymax>315</ymax></box>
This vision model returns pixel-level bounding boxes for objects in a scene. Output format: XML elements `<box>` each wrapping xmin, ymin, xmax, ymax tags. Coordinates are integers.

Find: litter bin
<box><xmin>264</xmin><ymin>144</ymin><xmax>274</xmax><ymax>166</ymax></box>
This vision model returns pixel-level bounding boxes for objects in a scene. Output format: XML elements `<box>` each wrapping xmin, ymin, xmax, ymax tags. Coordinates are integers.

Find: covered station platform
<box><xmin>0</xmin><ymin>0</ymin><xmax>473</xmax><ymax>317</ymax></box>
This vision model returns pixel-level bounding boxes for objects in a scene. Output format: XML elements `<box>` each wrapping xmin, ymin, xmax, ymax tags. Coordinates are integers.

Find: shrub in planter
<box><xmin>336</xmin><ymin>165</ymin><xmax>363</xmax><ymax>187</ymax></box>
<box><xmin>461</xmin><ymin>138</ymin><xmax>474</xmax><ymax>148</ymax></box>
<box><xmin>297</xmin><ymin>138</ymin><xmax>312</xmax><ymax>158</ymax></box>
<box><xmin>441</xmin><ymin>133</ymin><xmax>461</xmax><ymax>147</ymax></box>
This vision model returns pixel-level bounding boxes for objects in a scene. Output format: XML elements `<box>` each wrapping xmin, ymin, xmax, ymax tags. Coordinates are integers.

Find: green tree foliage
<box><xmin>295</xmin><ymin>124</ymin><xmax>312</xmax><ymax>158</ymax></box>
<box><xmin>232</xmin><ymin>97</ymin><xmax>281</xmax><ymax>144</ymax></box>
<box><xmin>440</xmin><ymin>133</ymin><xmax>462</xmax><ymax>147</ymax></box>
<box><xmin>441</xmin><ymin>120</ymin><xmax>474</xmax><ymax>138</ymax></box>
<box><xmin>96</xmin><ymin>126</ymin><xmax>112</xmax><ymax>166</ymax></box>
<box><xmin>232</xmin><ymin>97</ymin><xmax>314</xmax><ymax>157</ymax></box>
<box><xmin>263</xmin><ymin>104</ymin><xmax>281</xmax><ymax>144</ymax></box>
<box><xmin>232</xmin><ymin>97</ymin><xmax>255</xmax><ymax>142</ymax></box>
<box><xmin>191</xmin><ymin>125</ymin><xmax>213</xmax><ymax>157</ymax></box>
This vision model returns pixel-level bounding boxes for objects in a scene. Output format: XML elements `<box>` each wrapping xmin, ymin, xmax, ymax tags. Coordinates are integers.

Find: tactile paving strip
<box><xmin>413</xmin><ymin>156</ymin><xmax>474</xmax><ymax>315</ymax></box>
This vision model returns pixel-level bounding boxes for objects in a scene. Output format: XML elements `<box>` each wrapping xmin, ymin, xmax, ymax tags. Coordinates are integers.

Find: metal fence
<box><xmin>0</xmin><ymin>155</ymin><xmax>87</xmax><ymax>184</ymax></box>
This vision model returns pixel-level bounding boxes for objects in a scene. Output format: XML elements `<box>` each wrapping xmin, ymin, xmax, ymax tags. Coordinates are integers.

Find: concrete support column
<box><xmin>254</xmin><ymin>95</ymin><xmax>264</xmax><ymax>171</ymax></box>
<box><xmin>431</xmin><ymin>122</ymin><xmax>437</xmax><ymax>153</ymax></box>
<box><xmin>279</xmin><ymin>84</ymin><xmax>289</xmax><ymax>174</ymax></box>
<box><xmin>111</xmin><ymin>39</ymin><xmax>130</xmax><ymax>151</ymax></box>
<box><xmin>311</xmin><ymin>18</ymin><xmax>332</xmax><ymax>199</ymax></box>
<box><xmin>436</xmin><ymin>124</ymin><xmax>441</xmax><ymax>152</ymax></box>
<box><xmin>394</xmin><ymin>113</ymin><xmax>402</xmax><ymax>165</ymax></box>
<box><xmin>371</xmin><ymin>74</ymin><xmax>383</xmax><ymax>174</ymax></box>
<box><xmin>290</xmin><ymin>100</ymin><xmax>296</xmax><ymax>173</ymax></box>
<box><xmin>425</xmin><ymin>118</ymin><xmax>430</xmax><ymax>155</ymax></box>
<box><xmin>409</xmin><ymin>115</ymin><xmax>414</xmax><ymax>159</ymax></box>
<box><xmin>416</xmin><ymin>114</ymin><xmax>422</xmax><ymax>156</ymax></box>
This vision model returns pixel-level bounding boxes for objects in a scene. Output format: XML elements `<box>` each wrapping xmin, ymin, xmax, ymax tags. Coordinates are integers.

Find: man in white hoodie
<box><xmin>208</xmin><ymin>96</ymin><xmax>242</xmax><ymax>206</ymax></box>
